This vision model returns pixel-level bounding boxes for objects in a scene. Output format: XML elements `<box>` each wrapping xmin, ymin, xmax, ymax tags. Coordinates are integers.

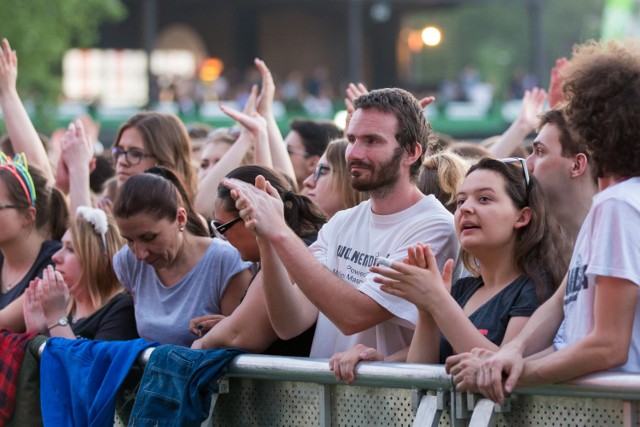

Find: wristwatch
<box><xmin>47</xmin><ymin>317</ymin><xmax>69</xmax><ymax>330</ymax></box>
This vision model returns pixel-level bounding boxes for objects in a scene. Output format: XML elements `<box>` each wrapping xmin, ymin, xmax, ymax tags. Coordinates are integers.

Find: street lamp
<box><xmin>421</xmin><ymin>26</ymin><xmax>441</xmax><ymax>47</ymax></box>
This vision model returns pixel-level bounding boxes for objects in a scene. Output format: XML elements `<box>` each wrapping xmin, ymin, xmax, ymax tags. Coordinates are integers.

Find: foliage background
<box><xmin>0</xmin><ymin>0</ymin><xmax>125</xmax><ymax>121</ymax></box>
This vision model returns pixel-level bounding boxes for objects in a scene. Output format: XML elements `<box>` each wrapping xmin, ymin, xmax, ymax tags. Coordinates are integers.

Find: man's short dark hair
<box><xmin>537</xmin><ymin>108</ymin><xmax>584</xmax><ymax>158</ymax></box>
<box><xmin>353</xmin><ymin>88</ymin><xmax>435</xmax><ymax>180</ymax></box>
<box><xmin>289</xmin><ymin>119</ymin><xmax>342</xmax><ymax>157</ymax></box>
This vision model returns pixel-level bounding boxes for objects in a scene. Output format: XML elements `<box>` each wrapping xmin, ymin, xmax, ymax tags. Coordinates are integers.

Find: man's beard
<box><xmin>349</xmin><ymin>147</ymin><xmax>404</xmax><ymax>197</ymax></box>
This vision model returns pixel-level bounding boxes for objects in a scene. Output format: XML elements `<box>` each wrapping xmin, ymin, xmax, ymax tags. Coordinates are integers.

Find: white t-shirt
<box><xmin>114</xmin><ymin>239</ymin><xmax>252</xmax><ymax>347</ymax></box>
<box><xmin>309</xmin><ymin>195</ymin><xmax>460</xmax><ymax>358</ymax></box>
<box><xmin>554</xmin><ymin>177</ymin><xmax>640</xmax><ymax>372</ymax></box>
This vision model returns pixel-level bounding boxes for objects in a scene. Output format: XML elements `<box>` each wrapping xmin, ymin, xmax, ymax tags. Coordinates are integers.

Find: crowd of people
<box><xmin>0</xmin><ymin>32</ymin><xmax>639</xmax><ymax>424</ymax></box>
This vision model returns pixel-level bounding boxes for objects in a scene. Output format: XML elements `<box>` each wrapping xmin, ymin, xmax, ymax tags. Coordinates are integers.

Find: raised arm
<box><xmin>60</xmin><ymin>120</ymin><xmax>95</xmax><ymax>215</ymax></box>
<box><xmin>488</xmin><ymin>87</ymin><xmax>547</xmax><ymax>158</ymax></box>
<box><xmin>548</xmin><ymin>57</ymin><xmax>569</xmax><ymax>109</ymax></box>
<box><xmin>254</xmin><ymin>58</ymin><xmax>296</xmax><ymax>182</ymax></box>
<box><xmin>258</xmin><ymin>236</ymin><xmax>318</xmax><ymax>340</ymax></box>
<box><xmin>0</xmin><ymin>38</ymin><xmax>53</xmax><ymax>181</ymax></box>
<box><xmin>225</xmin><ymin>176</ymin><xmax>393</xmax><ymax>336</ymax></box>
<box><xmin>194</xmin><ymin>87</ymin><xmax>267</xmax><ymax>218</ymax></box>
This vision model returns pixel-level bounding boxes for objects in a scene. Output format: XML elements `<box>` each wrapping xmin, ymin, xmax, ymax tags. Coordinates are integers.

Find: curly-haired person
<box><xmin>447</xmin><ymin>39</ymin><xmax>640</xmax><ymax>403</ymax></box>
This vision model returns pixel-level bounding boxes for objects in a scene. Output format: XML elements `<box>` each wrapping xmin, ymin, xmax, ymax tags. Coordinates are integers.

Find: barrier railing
<box><xmin>41</xmin><ymin>344</ymin><xmax>640</xmax><ymax>426</ymax></box>
<box><xmin>138</xmin><ymin>349</ymin><xmax>640</xmax><ymax>426</ymax></box>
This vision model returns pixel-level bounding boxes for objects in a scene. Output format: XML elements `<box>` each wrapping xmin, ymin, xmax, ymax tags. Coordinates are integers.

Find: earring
<box><xmin>179</xmin><ymin>225</ymin><xmax>185</xmax><ymax>232</ymax></box>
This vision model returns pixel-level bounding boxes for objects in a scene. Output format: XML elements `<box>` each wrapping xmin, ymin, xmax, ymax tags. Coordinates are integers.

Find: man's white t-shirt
<box><xmin>554</xmin><ymin>177</ymin><xmax>640</xmax><ymax>372</ymax></box>
<box><xmin>308</xmin><ymin>194</ymin><xmax>460</xmax><ymax>358</ymax></box>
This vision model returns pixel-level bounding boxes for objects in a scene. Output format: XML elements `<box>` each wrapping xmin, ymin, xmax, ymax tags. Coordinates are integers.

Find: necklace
<box><xmin>1</xmin><ymin>264</ymin><xmax>31</xmax><ymax>293</ymax></box>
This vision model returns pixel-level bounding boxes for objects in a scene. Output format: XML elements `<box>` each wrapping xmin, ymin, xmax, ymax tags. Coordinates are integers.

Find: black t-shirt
<box><xmin>262</xmin><ymin>232</ymin><xmax>319</xmax><ymax>357</ymax></box>
<box><xmin>438</xmin><ymin>275</ymin><xmax>539</xmax><ymax>363</ymax></box>
<box><xmin>0</xmin><ymin>240</ymin><xmax>61</xmax><ymax>309</ymax></box>
<box><xmin>71</xmin><ymin>292</ymin><xmax>139</xmax><ymax>341</ymax></box>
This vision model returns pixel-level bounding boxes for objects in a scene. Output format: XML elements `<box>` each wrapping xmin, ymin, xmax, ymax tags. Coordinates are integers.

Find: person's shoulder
<box><xmin>594</xmin><ymin>177</ymin><xmax>640</xmax><ymax>205</ymax></box>
<box><xmin>108</xmin><ymin>292</ymin><xmax>134</xmax><ymax>308</ymax></box>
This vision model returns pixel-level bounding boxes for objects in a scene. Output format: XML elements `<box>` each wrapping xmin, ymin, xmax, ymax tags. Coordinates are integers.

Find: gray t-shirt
<box><xmin>113</xmin><ymin>239</ymin><xmax>252</xmax><ymax>346</ymax></box>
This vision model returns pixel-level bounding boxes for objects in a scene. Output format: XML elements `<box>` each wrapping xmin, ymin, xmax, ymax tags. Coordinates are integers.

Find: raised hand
<box><xmin>517</xmin><ymin>87</ymin><xmax>547</xmax><ymax>131</ymax></box>
<box><xmin>23</xmin><ymin>279</ymin><xmax>47</xmax><ymax>333</ymax></box>
<box><xmin>223</xmin><ymin>175</ymin><xmax>287</xmax><ymax>239</ymax></box>
<box><xmin>38</xmin><ymin>265</ymin><xmax>71</xmax><ymax>325</ymax></box>
<box><xmin>255</xmin><ymin>58</ymin><xmax>275</xmax><ymax>118</ymax></box>
<box><xmin>370</xmin><ymin>244</ymin><xmax>453</xmax><ymax>312</ymax></box>
<box><xmin>548</xmin><ymin>57</ymin><xmax>569</xmax><ymax>108</ymax></box>
<box><xmin>0</xmin><ymin>38</ymin><xmax>18</xmax><ymax>97</ymax></box>
<box><xmin>220</xmin><ymin>85</ymin><xmax>271</xmax><ymax>166</ymax></box>
<box><xmin>60</xmin><ymin>119</ymin><xmax>95</xmax><ymax>174</ymax></box>
<box><xmin>329</xmin><ymin>344</ymin><xmax>384</xmax><ymax>384</ymax></box>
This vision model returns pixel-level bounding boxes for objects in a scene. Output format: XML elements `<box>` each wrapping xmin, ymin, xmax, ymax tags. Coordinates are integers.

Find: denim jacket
<box><xmin>128</xmin><ymin>346</ymin><xmax>246</xmax><ymax>426</ymax></box>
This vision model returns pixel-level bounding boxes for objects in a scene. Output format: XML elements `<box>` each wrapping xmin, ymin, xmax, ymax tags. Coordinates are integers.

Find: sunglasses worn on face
<box><xmin>112</xmin><ymin>147</ymin><xmax>155</xmax><ymax>166</ymax></box>
<box><xmin>210</xmin><ymin>217</ymin><xmax>243</xmax><ymax>240</ymax></box>
<box><xmin>499</xmin><ymin>157</ymin><xmax>530</xmax><ymax>188</ymax></box>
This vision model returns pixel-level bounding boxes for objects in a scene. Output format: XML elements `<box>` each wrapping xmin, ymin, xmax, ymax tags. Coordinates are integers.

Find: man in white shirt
<box><xmin>225</xmin><ymin>88</ymin><xmax>459</xmax><ymax>359</ymax></box>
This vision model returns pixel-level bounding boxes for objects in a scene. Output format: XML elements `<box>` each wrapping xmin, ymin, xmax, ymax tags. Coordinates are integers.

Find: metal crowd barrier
<box><xmin>40</xmin><ymin>343</ymin><xmax>640</xmax><ymax>426</ymax></box>
<box><xmin>140</xmin><ymin>349</ymin><xmax>640</xmax><ymax>426</ymax></box>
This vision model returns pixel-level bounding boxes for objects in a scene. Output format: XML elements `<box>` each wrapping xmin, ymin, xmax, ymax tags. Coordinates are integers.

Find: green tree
<box><xmin>0</xmin><ymin>0</ymin><xmax>126</xmax><ymax>128</ymax></box>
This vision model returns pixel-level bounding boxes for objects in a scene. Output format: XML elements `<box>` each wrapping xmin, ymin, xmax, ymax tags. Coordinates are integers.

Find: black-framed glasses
<box><xmin>500</xmin><ymin>157</ymin><xmax>530</xmax><ymax>188</ymax></box>
<box><xmin>111</xmin><ymin>147</ymin><xmax>155</xmax><ymax>166</ymax></box>
<box><xmin>210</xmin><ymin>217</ymin><xmax>243</xmax><ymax>240</ymax></box>
<box><xmin>286</xmin><ymin>145</ymin><xmax>310</xmax><ymax>158</ymax></box>
<box><xmin>310</xmin><ymin>164</ymin><xmax>331</xmax><ymax>182</ymax></box>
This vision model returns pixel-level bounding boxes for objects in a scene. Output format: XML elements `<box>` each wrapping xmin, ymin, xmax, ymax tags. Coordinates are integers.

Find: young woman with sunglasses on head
<box><xmin>330</xmin><ymin>157</ymin><xmax>569</xmax><ymax>383</ymax></box>
<box><xmin>22</xmin><ymin>206</ymin><xmax>138</xmax><ymax>340</ymax></box>
<box><xmin>190</xmin><ymin>165</ymin><xmax>327</xmax><ymax>355</ymax></box>
<box><xmin>112</xmin><ymin>166</ymin><xmax>253</xmax><ymax>347</ymax></box>
<box><xmin>0</xmin><ymin>153</ymin><xmax>68</xmax><ymax>332</ymax></box>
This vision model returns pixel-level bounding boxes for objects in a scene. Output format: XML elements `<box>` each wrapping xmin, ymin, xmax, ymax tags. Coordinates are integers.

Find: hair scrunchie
<box><xmin>283</xmin><ymin>191</ymin><xmax>296</xmax><ymax>201</ymax></box>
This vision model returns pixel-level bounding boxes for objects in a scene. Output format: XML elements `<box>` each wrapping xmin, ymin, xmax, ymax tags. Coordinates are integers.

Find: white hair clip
<box><xmin>76</xmin><ymin>206</ymin><xmax>108</xmax><ymax>251</ymax></box>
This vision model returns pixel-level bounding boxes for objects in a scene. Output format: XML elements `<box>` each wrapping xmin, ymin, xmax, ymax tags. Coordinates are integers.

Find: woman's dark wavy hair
<box><xmin>0</xmin><ymin>164</ymin><xmax>68</xmax><ymax>241</ymax></box>
<box><xmin>562</xmin><ymin>40</ymin><xmax>640</xmax><ymax>178</ymax></box>
<box><xmin>460</xmin><ymin>158</ymin><xmax>569</xmax><ymax>303</ymax></box>
<box><xmin>113</xmin><ymin>166</ymin><xmax>208</xmax><ymax>237</ymax></box>
<box><xmin>217</xmin><ymin>165</ymin><xmax>326</xmax><ymax>239</ymax></box>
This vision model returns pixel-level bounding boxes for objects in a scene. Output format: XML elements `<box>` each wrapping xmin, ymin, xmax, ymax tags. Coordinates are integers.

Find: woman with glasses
<box><xmin>302</xmin><ymin>139</ymin><xmax>368</xmax><ymax>218</ymax></box>
<box><xmin>109</xmin><ymin>112</ymin><xmax>196</xmax><ymax>197</ymax></box>
<box><xmin>112</xmin><ymin>166</ymin><xmax>253</xmax><ymax>347</ymax></box>
<box><xmin>330</xmin><ymin>157</ymin><xmax>569</xmax><ymax>382</ymax></box>
<box><xmin>0</xmin><ymin>153</ymin><xmax>68</xmax><ymax>332</ymax></box>
<box><xmin>191</xmin><ymin>165</ymin><xmax>326</xmax><ymax>355</ymax></box>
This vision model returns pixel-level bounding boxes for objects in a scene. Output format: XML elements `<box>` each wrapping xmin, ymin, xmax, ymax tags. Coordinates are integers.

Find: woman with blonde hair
<box><xmin>23</xmin><ymin>206</ymin><xmax>138</xmax><ymax>340</ymax></box>
<box><xmin>418</xmin><ymin>151</ymin><xmax>470</xmax><ymax>214</ymax></box>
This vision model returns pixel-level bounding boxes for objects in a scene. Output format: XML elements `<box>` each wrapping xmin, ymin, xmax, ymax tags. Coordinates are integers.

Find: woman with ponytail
<box><xmin>191</xmin><ymin>165</ymin><xmax>326</xmax><ymax>355</ymax></box>
<box><xmin>0</xmin><ymin>153</ymin><xmax>68</xmax><ymax>332</ymax></box>
<box><xmin>112</xmin><ymin>166</ymin><xmax>253</xmax><ymax>347</ymax></box>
